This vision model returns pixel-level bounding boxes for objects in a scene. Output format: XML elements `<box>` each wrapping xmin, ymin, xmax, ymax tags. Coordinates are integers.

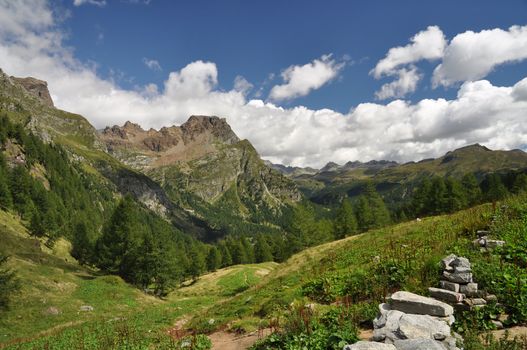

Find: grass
<box><xmin>0</xmin><ymin>208</ymin><xmax>278</xmax><ymax>348</ymax></box>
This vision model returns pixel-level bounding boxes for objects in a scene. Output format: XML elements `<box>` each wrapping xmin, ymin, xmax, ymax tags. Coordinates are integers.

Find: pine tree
<box><xmin>254</xmin><ymin>235</ymin><xmax>273</xmax><ymax>263</ymax></box>
<box><xmin>334</xmin><ymin>197</ymin><xmax>357</xmax><ymax>238</ymax></box>
<box><xmin>206</xmin><ymin>246</ymin><xmax>222</xmax><ymax>271</ymax></box>
<box><xmin>445</xmin><ymin>177</ymin><xmax>467</xmax><ymax>213</ymax></box>
<box><xmin>95</xmin><ymin>196</ymin><xmax>141</xmax><ymax>275</ymax></box>
<box><xmin>484</xmin><ymin>174</ymin><xmax>508</xmax><ymax>202</ymax></box>
<box><xmin>412</xmin><ymin>178</ymin><xmax>432</xmax><ymax>216</ymax></box>
<box><xmin>462</xmin><ymin>173</ymin><xmax>482</xmax><ymax>205</ymax></box>
<box><xmin>356</xmin><ymin>182</ymin><xmax>391</xmax><ymax>231</ymax></box>
<box><xmin>71</xmin><ymin>221</ymin><xmax>94</xmax><ymax>265</ymax></box>
<box><xmin>218</xmin><ymin>241</ymin><xmax>232</xmax><ymax>267</ymax></box>
<box><xmin>0</xmin><ymin>254</ymin><xmax>20</xmax><ymax>310</ymax></box>
<box><xmin>187</xmin><ymin>244</ymin><xmax>206</xmax><ymax>280</ymax></box>
<box><xmin>512</xmin><ymin>173</ymin><xmax>527</xmax><ymax>194</ymax></box>
<box><xmin>429</xmin><ymin>177</ymin><xmax>448</xmax><ymax>214</ymax></box>
<box><xmin>0</xmin><ymin>170</ymin><xmax>12</xmax><ymax>210</ymax></box>
<box><xmin>29</xmin><ymin>212</ymin><xmax>46</xmax><ymax>237</ymax></box>
<box><xmin>288</xmin><ymin>203</ymin><xmax>317</xmax><ymax>248</ymax></box>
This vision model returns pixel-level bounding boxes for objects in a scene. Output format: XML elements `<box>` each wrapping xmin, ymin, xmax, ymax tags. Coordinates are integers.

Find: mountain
<box><xmin>1</xmin><ymin>69</ymin><xmax>301</xmax><ymax>241</ymax></box>
<box><xmin>279</xmin><ymin>144</ymin><xmax>527</xmax><ymax>206</ymax></box>
<box><xmin>100</xmin><ymin>116</ymin><xmax>301</xmax><ymax>238</ymax></box>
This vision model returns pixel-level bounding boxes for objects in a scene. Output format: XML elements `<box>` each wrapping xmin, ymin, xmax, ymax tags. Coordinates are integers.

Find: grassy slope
<box><xmin>185</xmin><ymin>202</ymin><xmax>492</xmax><ymax>333</ymax></box>
<box><xmin>0</xmin><ymin>195</ymin><xmax>500</xmax><ymax>348</ymax></box>
<box><xmin>0</xmin><ymin>209</ymin><xmax>277</xmax><ymax>348</ymax></box>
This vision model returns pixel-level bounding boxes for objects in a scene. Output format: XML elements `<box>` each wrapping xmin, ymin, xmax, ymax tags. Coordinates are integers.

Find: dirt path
<box><xmin>209</xmin><ymin>329</ymin><xmax>272</xmax><ymax>350</ymax></box>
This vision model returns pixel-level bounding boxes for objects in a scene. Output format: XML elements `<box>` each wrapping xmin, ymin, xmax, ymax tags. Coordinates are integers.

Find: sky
<box><xmin>0</xmin><ymin>0</ymin><xmax>527</xmax><ymax>168</ymax></box>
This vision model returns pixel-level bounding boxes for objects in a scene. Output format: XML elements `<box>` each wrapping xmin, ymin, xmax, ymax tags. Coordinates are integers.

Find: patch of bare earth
<box><xmin>209</xmin><ymin>328</ymin><xmax>272</xmax><ymax>350</ymax></box>
<box><xmin>491</xmin><ymin>326</ymin><xmax>527</xmax><ymax>339</ymax></box>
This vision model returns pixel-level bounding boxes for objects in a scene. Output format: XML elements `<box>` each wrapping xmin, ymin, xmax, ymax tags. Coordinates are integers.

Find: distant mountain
<box><xmin>286</xmin><ymin>144</ymin><xmax>527</xmax><ymax>206</ymax></box>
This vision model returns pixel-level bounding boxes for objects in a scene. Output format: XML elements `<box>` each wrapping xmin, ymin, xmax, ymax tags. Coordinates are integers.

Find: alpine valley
<box><xmin>2</xmin><ymin>69</ymin><xmax>527</xmax><ymax>350</ymax></box>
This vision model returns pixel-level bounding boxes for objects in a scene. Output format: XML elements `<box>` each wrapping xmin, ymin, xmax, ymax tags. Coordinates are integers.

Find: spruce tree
<box><xmin>512</xmin><ymin>173</ymin><xmax>527</xmax><ymax>194</ymax></box>
<box><xmin>334</xmin><ymin>197</ymin><xmax>357</xmax><ymax>238</ymax></box>
<box><xmin>206</xmin><ymin>246</ymin><xmax>222</xmax><ymax>271</ymax></box>
<box><xmin>254</xmin><ymin>235</ymin><xmax>273</xmax><ymax>263</ymax></box>
<box><xmin>445</xmin><ymin>177</ymin><xmax>467</xmax><ymax>213</ymax></box>
<box><xmin>218</xmin><ymin>241</ymin><xmax>232</xmax><ymax>267</ymax></box>
<box><xmin>71</xmin><ymin>221</ymin><xmax>94</xmax><ymax>265</ymax></box>
<box><xmin>95</xmin><ymin>196</ymin><xmax>140</xmax><ymax>275</ymax></box>
<box><xmin>484</xmin><ymin>174</ymin><xmax>508</xmax><ymax>202</ymax></box>
<box><xmin>461</xmin><ymin>173</ymin><xmax>482</xmax><ymax>205</ymax></box>
<box><xmin>412</xmin><ymin>177</ymin><xmax>432</xmax><ymax>216</ymax></box>
<box><xmin>356</xmin><ymin>182</ymin><xmax>391</xmax><ymax>231</ymax></box>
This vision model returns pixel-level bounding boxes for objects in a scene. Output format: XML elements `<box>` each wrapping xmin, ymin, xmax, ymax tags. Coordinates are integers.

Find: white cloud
<box><xmin>372</xmin><ymin>26</ymin><xmax>446</xmax><ymax>99</ymax></box>
<box><xmin>374</xmin><ymin>67</ymin><xmax>421</xmax><ymax>100</ymax></box>
<box><xmin>73</xmin><ymin>0</ymin><xmax>106</xmax><ymax>7</ymax></box>
<box><xmin>1</xmin><ymin>1</ymin><xmax>527</xmax><ymax>168</ymax></box>
<box><xmin>142</xmin><ymin>57</ymin><xmax>161</xmax><ymax>71</ymax></box>
<box><xmin>268</xmin><ymin>54</ymin><xmax>344</xmax><ymax>101</ymax></box>
<box><xmin>233</xmin><ymin>75</ymin><xmax>253</xmax><ymax>95</ymax></box>
<box><xmin>433</xmin><ymin>25</ymin><xmax>527</xmax><ymax>87</ymax></box>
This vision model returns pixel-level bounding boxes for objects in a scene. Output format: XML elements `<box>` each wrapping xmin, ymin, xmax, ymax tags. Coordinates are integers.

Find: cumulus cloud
<box><xmin>142</xmin><ymin>57</ymin><xmax>162</xmax><ymax>71</ymax></box>
<box><xmin>1</xmin><ymin>1</ymin><xmax>527</xmax><ymax>168</ymax></box>
<box><xmin>268</xmin><ymin>54</ymin><xmax>344</xmax><ymax>101</ymax></box>
<box><xmin>433</xmin><ymin>25</ymin><xmax>527</xmax><ymax>87</ymax></box>
<box><xmin>73</xmin><ymin>0</ymin><xmax>106</xmax><ymax>7</ymax></box>
<box><xmin>374</xmin><ymin>67</ymin><xmax>421</xmax><ymax>100</ymax></box>
<box><xmin>371</xmin><ymin>26</ymin><xmax>446</xmax><ymax>99</ymax></box>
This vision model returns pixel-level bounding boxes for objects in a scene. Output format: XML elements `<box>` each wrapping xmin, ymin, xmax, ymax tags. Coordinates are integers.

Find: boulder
<box><xmin>439</xmin><ymin>281</ymin><xmax>459</xmax><ymax>293</ymax></box>
<box><xmin>388</xmin><ymin>291</ymin><xmax>454</xmax><ymax>317</ymax></box>
<box><xmin>476</xmin><ymin>230</ymin><xmax>490</xmax><ymax>237</ymax></box>
<box><xmin>428</xmin><ymin>288</ymin><xmax>464</xmax><ymax>303</ymax></box>
<box><xmin>393</xmin><ymin>338</ymin><xmax>448</xmax><ymax>350</ymax></box>
<box><xmin>374</xmin><ymin>311</ymin><xmax>451</xmax><ymax>344</ymax></box>
<box><xmin>344</xmin><ymin>341</ymin><xmax>397</xmax><ymax>350</ymax></box>
<box><xmin>442</xmin><ymin>271</ymin><xmax>472</xmax><ymax>284</ymax></box>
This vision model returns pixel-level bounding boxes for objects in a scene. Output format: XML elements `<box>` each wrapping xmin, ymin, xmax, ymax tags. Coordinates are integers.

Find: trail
<box><xmin>209</xmin><ymin>329</ymin><xmax>272</xmax><ymax>350</ymax></box>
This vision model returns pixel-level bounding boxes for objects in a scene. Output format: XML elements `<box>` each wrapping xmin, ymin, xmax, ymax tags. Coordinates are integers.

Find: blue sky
<box><xmin>1</xmin><ymin>0</ymin><xmax>527</xmax><ymax>167</ymax></box>
<box><xmin>65</xmin><ymin>0</ymin><xmax>527</xmax><ymax>113</ymax></box>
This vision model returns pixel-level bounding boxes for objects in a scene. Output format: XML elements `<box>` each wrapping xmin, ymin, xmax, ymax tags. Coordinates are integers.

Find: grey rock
<box><xmin>485</xmin><ymin>294</ymin><xmax>498</xmax><ymax>303</ymax></box>
<box><xmin>375</xmin><ymin>311</ymin><xmax>451</xmax><ymax>343</ymax></box>
<box><xmin>459</xmin><ymin>283</ymin><xmax>478</xmax><ymax>297</ymax></box>
<box><xmin>439</xmin><ymin>281</ymin><xmax>460</xmax><ymax>293</ymax></box>
<box><xmin>80</xmin><ymin>305</ymin><xmax>94</xmax><ymax>312</ymax></box>
<box><xmin>471</xmin><ymin>298</ymin><xmax>487</xmax><ymax>306</ymax></box>
<box><xmin>441</xmin><ymin>254</ymin><xmax>457</xmax><ymax>270</ymax></box>
<box><xmin>451</xmin><ymin>257</ymin><xmax>471</xmax><ymax>270</ymax></box>
<box><xmin>388</xmin><ymin>291</ymin><xmax>454</xmax><ymax>317</ymax></box>
<box><xmin>429</xmin><ymin>288</ymin><xmax>464</xmax><ymax>303</ymax></box>
<box><xmin>443</xmin><ymin>271</ymin><xmax>473</xmax><ymax>284</ymax></box>
<box><xmin>486</xmin><ymin>240</ymin><xmax>505</xmax><ymax>249</ymax></box>
<box><xmin>393</xmin><ymin>338</ymin><xmax>448</xmax><ymax>350</ymax></box>
<box><xmin>43</xmin><ymin>306</ymin><xmax>60</xmax><ymax>315</ymax></box>
<box><xmin>344</xmin><ymin>342</ymin><xmax>397</xmax><ymax>350</ymax></box>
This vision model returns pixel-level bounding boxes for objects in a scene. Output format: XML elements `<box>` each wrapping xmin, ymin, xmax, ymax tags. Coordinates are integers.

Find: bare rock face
<box><xmin>12</xmin><ymin>77</ymin><xmax>54</xmax><ymax>107</ymax></box>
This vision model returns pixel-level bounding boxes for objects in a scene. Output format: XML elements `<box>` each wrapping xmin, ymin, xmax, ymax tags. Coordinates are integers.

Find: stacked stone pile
<box><xmin>428</xmin><ymin>254</ymin><xmax>498</xmax><ymax>316</ymax></box>
<box><xmin>344</xmin><ymin>291</ymin><xmax>461</xmax><ymax>350</ymax></box>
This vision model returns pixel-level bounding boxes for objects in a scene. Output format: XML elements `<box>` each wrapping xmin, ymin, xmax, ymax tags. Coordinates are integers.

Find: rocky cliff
<box><xmin>100</xmin><ymin>116</ymin><xmax>302</xmax><ymax>221</ymax></box>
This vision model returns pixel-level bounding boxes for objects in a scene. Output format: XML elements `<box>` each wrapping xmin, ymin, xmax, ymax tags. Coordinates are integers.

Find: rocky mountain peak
<box><xmin>11</xmin><ymin>76</ymin><xmax>54</xmax><ymax>107</ymax></box>
<box><xmin>181</xmin><ymin>115</ymin><xmax>239</xmax><ymax>144</ymax></box>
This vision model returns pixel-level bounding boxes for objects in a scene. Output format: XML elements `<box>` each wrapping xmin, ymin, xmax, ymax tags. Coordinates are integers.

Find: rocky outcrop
<box><xmin>11</xmin><ymin>76</ymin><xmax>54</xmax><ymax>107</ymax></box>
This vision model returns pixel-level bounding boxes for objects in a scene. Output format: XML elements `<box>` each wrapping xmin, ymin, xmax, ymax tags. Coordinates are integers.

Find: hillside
<box><xmin>283</xmin><ymin>144</ymin><xmax>527</xmax><ymax>206</ymax></box>
<box><xmin>0</xmin><ymin>70</ymin><xmax>301</xmax><ymax>241</ymax></box>
<box><xmin>4</xmin><ymin>192</ymin><xmax>527</xmax><ymax>349</ymax></box>
<box><xmin>100</xmin><ymin>117</ymin><xmax>301</xmax><ymax>239</ymax></box>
